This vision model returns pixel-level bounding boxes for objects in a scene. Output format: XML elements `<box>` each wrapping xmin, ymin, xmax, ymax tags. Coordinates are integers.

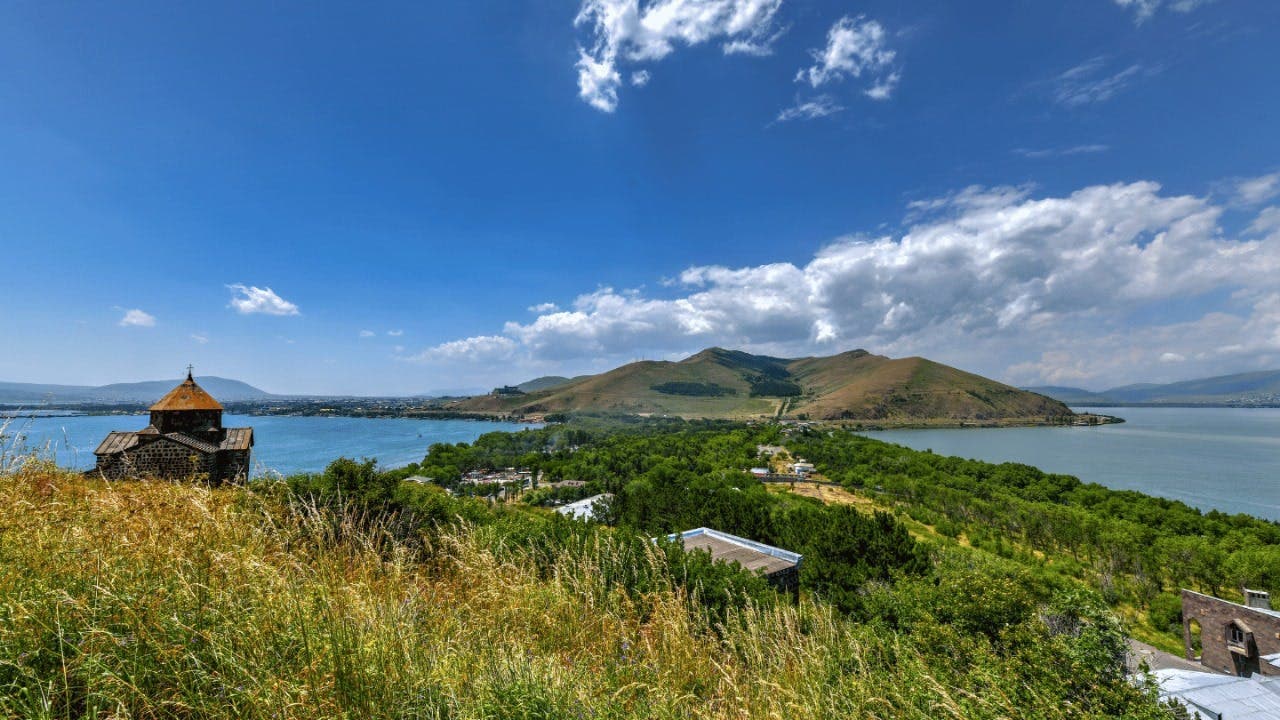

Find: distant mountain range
<box><xmin>1025</xmin><ymin>369</ymin><xmax>1280</xmax><ymax>406</ymax></box>
<box><xmin>459</xmin><ymin>347</ymin><xmax>1072</xmax><ymax>422</ymax></box>
<box><xmin>0</xmin><ymin>377</ymin><xmax>273</xmax><ymax>405</ymax></box>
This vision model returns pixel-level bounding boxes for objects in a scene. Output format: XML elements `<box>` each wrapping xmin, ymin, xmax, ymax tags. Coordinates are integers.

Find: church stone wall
<box><xmin>217</xmin><ymin>450</ymin><xmax>251</xmax><ymax>484</ymax></box>
<box><xmin>95</xmin><ymin>438</ymin><xmax>215</xmax><ymax>481</ymax></box>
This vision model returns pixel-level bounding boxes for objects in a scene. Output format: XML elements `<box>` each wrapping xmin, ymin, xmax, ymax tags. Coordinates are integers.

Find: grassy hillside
<box><xmin>462</xmin><ymin>347</ymin><xmax>1072</xmax><ymax>423</ymax></box>
<box><xmin>0</xmin><ymin>460</ymin><xmax>1172</xmax><ymax>719</ymax></box>
<box><xmin>515</xmin><ymin>375</ymin><xmax>585</xmax><ymax>392</ymax></box>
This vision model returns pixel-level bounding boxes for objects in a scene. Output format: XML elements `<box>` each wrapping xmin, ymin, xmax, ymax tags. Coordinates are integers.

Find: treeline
<box><xmin>387</xmin><ymin>423</ymin><xmax>931</xmax><ymax>614</ymax></box>
<box><xmin>787</xmin><ymin>428</ymin><xmax>1280</xmax><ymax>636</ymax></box>
<box><xmin>651</xmin><ymin>381</ymin><xmax>736</xmax><ymax>397</ymax></box>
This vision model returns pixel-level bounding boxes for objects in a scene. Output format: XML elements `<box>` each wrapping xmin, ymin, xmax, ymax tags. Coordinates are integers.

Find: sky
<box><xmin>1</xmin><ymin>0</ymin><xmax>1278</xmax><ymax>395</ymax></box>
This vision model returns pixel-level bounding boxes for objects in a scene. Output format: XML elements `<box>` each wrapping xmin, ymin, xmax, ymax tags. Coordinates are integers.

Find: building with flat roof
<box><xmin>666</xmin><ymin>527</ymin><xmax>802</xmax><ymax>591</ymax></box>
<box><xmin>1152</xmin><ymin>668</ymin><xmax>1280</xmax><ymax>720</ymax></box>
<box><xmin>556</xmin><ymin>493</ymin><xmax>612</xmax><ymax>521</ymax></box>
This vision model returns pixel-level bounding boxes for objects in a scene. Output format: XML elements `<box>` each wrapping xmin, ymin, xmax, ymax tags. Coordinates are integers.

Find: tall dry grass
<box><xmin>0</xmin><ymin>464</ymin><xmax>1169</xmax><ymax>719</ymax></box>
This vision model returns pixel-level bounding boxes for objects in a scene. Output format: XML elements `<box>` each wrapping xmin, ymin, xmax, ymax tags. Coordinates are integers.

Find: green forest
<box><xmin>393</xmin><ymin>417</ymin><xmax>1278</xmax><ymax>655</ymax></box>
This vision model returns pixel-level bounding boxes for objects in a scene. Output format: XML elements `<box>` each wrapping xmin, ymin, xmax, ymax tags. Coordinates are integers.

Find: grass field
<box><xmin>0</xmin><ymin>462</ymin><xmax>1173</xmax><ymax>719</ymax></box>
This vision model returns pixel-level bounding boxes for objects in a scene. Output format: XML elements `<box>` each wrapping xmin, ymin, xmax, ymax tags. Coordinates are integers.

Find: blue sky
<box><xmin>1</xmin><ymin>0</ymin><xmax>1277</xmax><ymax>395</ymax></box>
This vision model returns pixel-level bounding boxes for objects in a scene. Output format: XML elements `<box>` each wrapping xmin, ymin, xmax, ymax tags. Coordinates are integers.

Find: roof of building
<box><xmin>93</xmin><ymin>428</ymin><xmax>253</xmax><ymax>456</ymax></box>
<box><xmin>667</xmin><ymin>527</ymin><xmax>802</xmax><ymax>577</ymax></box>
<box><xmin>556</xmin><ymin>493</ymin><xmax>612</xmax><ymax>521</ymax></box>
<box><xmin>1153</xmin><ymin>668</ymin><xmax>1280</xmax><ymax>720</ymax></box>
<box><xmin>219</xmin><ymin>427</ymin><xmax>254</xmax><ymax>451</ymax></box>
<box><xmin>94</xmin><ymin>431</ymin><xmax>140</xmax><ymax>455</ymax></box>
<box><xmin>164</xmin><ymin>432</ymin><xmax>220</xmax><ymax>454</ymax></box>
<box><xmin>149</xmin><ymin>372</ymin><xmax>224</xmax><ymax>412</ymax></box>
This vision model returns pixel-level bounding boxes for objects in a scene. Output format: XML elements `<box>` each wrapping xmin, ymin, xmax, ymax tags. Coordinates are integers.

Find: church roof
<box><xmin>92</xmin><ymin>428</ymin><xmax>253</xmax><ymax>456</ymax></box>
<box><xmin>220</xmin><ymin>427</ymin><xmax>254</xmax><ymax>451</ymax></box>
<box><xmin>94</xmin><ymin>431</ymin><xmax>140</xmax><ymax>455</ymax></box>
<box><xmin>149</xmin><ymin>372</ymin><xmax>224</xmax><ymax>412</ymax></box>
<box><xmin>163</xmin><ymin>432</ymin><xmax>220</xmax><ymax>454</ymax></box>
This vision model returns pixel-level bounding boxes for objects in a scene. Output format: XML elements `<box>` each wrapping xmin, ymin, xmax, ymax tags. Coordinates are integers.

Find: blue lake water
<box><xmin>0</xmin><ymin>414</ymin><xmax>539</xmax><ymax>477</ymax></box>
<box><xmin>859</xmin><ymin>407</ymin><xmax>1280</xmax><ymax>520</ymax></box>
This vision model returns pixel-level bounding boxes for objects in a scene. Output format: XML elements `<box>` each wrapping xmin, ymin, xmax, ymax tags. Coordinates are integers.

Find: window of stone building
<box><xmin>1230</xmin><ymin>625</ymin><xmax>1246</xmax><ymax>644</ymax></box>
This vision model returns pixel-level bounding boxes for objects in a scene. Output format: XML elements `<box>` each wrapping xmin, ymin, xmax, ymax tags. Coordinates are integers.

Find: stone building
<box><xmin>1182</xmin><ymin>588</ymin><xmax>1280</xmax><ymax>677</ymax></box>
<box><xmin>93</xmin><ymin>370</ymin><xmax>253</xmax><ymax>483</ymax></box>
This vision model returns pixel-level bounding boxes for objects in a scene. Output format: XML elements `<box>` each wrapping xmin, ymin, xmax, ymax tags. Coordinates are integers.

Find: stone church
<box><xmin>93</xmin><ymin>370</ymin><xmax>253</xmax><ymax>483</ymax></box>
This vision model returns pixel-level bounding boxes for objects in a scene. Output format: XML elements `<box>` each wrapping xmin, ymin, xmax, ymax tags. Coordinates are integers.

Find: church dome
<box><xmin>148</xmin><ymin>372</ymin><xmax>224</xmax><ymax>412</ymax></box>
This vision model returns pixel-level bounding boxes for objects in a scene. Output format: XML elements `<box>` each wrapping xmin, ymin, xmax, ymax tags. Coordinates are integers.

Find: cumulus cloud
<box><xmin>529</xmin><ymin>302</ymin><xmax>561</xmax><ymax>313</ymax></box>
<box><xmin>864</xmin><ymin>72</ymin><xmax>900</xmax><ymax>101</ymax></box>
<box><xmin>1052</xmin><ymin>57</ymin><xmax>1145</xmax><ymax>107</ymax></box>
<box><xmin>118</xmin><ymin>309</ymin><xmax>155</xmax><ymax>327</ymax></box>
<box><xmin>574</xmin><ymin>0</ymin><xmax>782</xmax><ymax>112</ymax></box>
<box><xmin>411</xmin><ymin>181</ymin><xmax>1280</xmax><ymax>388</ymax></box>
<box><xmin>405</xmin><ymin>335</ymin><xmax>518</xmax><ymax>364</ymax></box>
<box><xmin>1250</xmin><ymin>207</ymin><xmax>1280</xmax><ymax>236</ymax></box>
<box><xmin>227</xmin><ymin>284</ymin><xmax>300</xmax><ymax>316</ymax></box>
<box><xmin>1236</xmin><ymin>172</ymin><xmax>1280</xmax><ymax>206</ymax></box>
<box><xmin>359</xmin><ymin>330</ymin><xmax>376</xmax><ymax>338</ymax></box>
<box><xmin>387</xmin><ymin>329</ymin><xmax>404</xmax><ymax>337</ymax></box>
<box><xmin>796</xmin><ymin>16</ymin><xmax>897</xmax><ymax>91</ymax></box>
<box><xmin>774</xmin><ymin>95</ymin><xmax>843</xmax><ymax>123</ymax></box>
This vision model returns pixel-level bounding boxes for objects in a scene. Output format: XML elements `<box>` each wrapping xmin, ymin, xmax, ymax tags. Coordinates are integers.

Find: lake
<box><xmin>0</xmin><ymin>414</ymin><xmax>540</xmax><ymax>477</ymax></box>
<box><xmin>859</xmin><ymin>407</ymin><xmax>1280</xmax><ymax>521</ymax></box>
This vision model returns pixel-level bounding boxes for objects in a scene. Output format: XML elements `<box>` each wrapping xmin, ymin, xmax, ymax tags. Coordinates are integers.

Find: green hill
<box><xmin>458</xmin><ymin>347</ymin><xmax>1072</xmax><ymax>423</ymax></box>
<box><xmin>515</xmin><ymin>375</ymin><xmax>587</xmax><ymax>392</ymax></box>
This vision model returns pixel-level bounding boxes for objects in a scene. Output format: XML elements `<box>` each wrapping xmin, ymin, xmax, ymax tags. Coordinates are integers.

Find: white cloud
<box><xmin>1114</xmin><ymin>0</ymin><xmax>1213</xmax><ymax>23</ymax></box>
<box><xmin>118</xmin><ymin>309</ymin><xmax>155</xmax><ymax>328</ymax></box>
<box><xmin>190</xmin><ymin>333</ymin><xmax>209</xmax><ymax>344</ymax></box>
<box><xmin>796</xmin><ymin>16</ymin><xmax>896</xmax><ymax>91</ymax></box>
<box><xmin>774</xmin><ymin>95</ymin><xmax>843</xmax><ymax>123</ymax></box>
<box><xmin>1236</xmin><ymin>172</ymin><xmax>1280</xmax><ymax>206</ymax></box>
<box><xmin>529</xmin><ymin>302</ymin><xmax>561</xmax><ymax>313</ymax></box>
<box><xmin>404</xmin><ymin>335</ymin><xmax>518</xmax><ymax>364</ymax></box>
<box><xmin>414</xmin><ymin>180</ymin><xmax>1280</xmax><ymax>388</ymax></box>
<box><xmin>387</xmin><ymin>329</ymin><xmax>404</xmax><ymax>337</ymax></box>
<box><xmin>1052</xmin><ymin>57</ymin><xmax>1145</xmax><ymax>107</ymax></box>
<box><xmin>1014</xmin><ymin>144</ymin><xmax>1110</xmax><ymax>159</ymax></box>
<box><xmin>864</xmin><ymin>71</ymin><xmax>900</xmax><ymax>101</ymax></box>
<box><xmin>630</xmin><ymin>70</ymin><xmax>651</xmax><ymax>87</ymax></box>
<box><xmin>227</xmin><ymin>284</ymin><xmax>300</xmax><ymax>316</ymax></box>
<box><xmin>1249</xmin><ymin>207</ymin><xmax>1280</xmax><ymax>236</ymax></box>
<box><xmin>574</xmin><ymin>0</ymin><xmax>782</xmax><ymax>112</ymax></box>
<box><xmin>359</xmin><ymin>330</ymin><xmax>376</xmax><ymax>338</ymax></box>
